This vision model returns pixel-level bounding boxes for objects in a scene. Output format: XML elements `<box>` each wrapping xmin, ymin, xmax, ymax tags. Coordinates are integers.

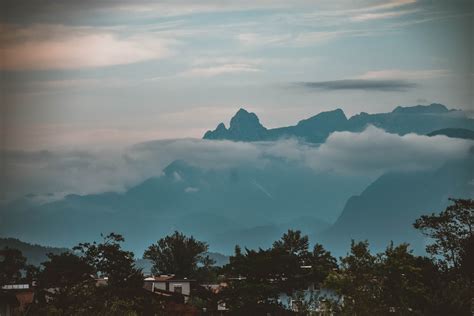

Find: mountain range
<box><xmin>0</xmin><ymin>159</ymin><xmax>356</xmax><ymax>254</ymax></box>
<box><xmin>1</xmin><ymin>103</ymin><xmax>473</xmax><ymax>257</ymax></box>
<box><xmin>204</xmin><ymin>103</ymin><xmax>474</xmax><ymax>143</ymax></box>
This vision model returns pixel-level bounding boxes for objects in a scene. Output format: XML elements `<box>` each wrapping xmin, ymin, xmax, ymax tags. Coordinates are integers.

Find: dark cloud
<box><xmin>0</xmin><ymin>0</ymin><xmax>149</xmax><ymax>25</ymax></box>
<box><xmin>0</xmin><ymin>0</ymin><xmax>102</xmax><ymax>25</ymax></box>
<box><xmin>295</xmin><ymin>79</ymin><xmax>417</xmax><ymax>92</ymax></box>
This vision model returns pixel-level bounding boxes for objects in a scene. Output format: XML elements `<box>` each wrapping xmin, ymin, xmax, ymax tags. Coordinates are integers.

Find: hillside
<box><xmin>0</xmin><ymin>237</ymin><xmax>68</xmax><ymax>266</ymax></box>
<box><xmin>319</xmin><ymin>155</ymin><xmax>474</xmax><ymax>256</ymax></box>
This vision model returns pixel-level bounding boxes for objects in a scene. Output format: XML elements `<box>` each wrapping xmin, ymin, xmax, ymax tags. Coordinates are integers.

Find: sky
<box><xmin>1</xmin><ymin>0</ymin><xmax>473</xmax><ymax>149</ymax></box>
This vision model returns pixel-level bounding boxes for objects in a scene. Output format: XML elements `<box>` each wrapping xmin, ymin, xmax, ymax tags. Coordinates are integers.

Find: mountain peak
<box><xmin>229</xmin><ymin>108</ymin><xmax>264</xmax><ymax>130</ymax></box>
<box><xmin>297</xmin><ymin>108</ymin><xmax>347</xmax><ymax>127</ymax></box>
<box><xmin>392</xmin><ymin>103</ymin><xmax>449</xmax><ymax>114</ymax></box>
<box><xmin>235</xmin><ymin>108</ymin><xmax>250</xmax><ymax>116</ymax></box>
<box><xmin>203</xmin><ymin>108</ymin><xmax>266</xmax><ymax>141</ymax></box>
<box><xmin>227</xmin><ymin>108</ymin><xmax>267</xmax><ymax>141</ymax></box>
<box><xmin>216</xmin><ymin>122</ymin><xmax>227</xmax><ymax>131</ymax></box>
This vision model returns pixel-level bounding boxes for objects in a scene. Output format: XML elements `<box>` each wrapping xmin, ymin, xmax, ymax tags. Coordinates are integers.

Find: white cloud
<box><xmin>363</xmin><ymin>0</ymin><xmax>417</xmax><ymax>12</ymax></box>
<box><xmin>351</xmin><ymin>9</ymin><xmax>418</xmax><ymax>22</ymax></box>
<box><xmin>358</xmin><ymin>69</ymin><xmax>450</xmax><ymax>80</ymax></box>
<box><xmin>180</xmin><ymin>63</ymin><xmax>261</xmax><ymax>77</ymax></box>
<box><xmin>306</xmin><ymin>126</ymin><xmax>471</xmax><ymax>174</ymax></box>
<box><xmin>184</xmin><ymin>187</ymin><xmax>199</xmax><ymax>193</ymax></box>
<box><xmin>3</xmin><ymin>127</ymin><xmax>472</xmax><ymax>201</ymax></box>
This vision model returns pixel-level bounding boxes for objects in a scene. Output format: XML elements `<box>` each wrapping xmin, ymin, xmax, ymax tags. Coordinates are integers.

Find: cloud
<box><xmin>0</xmin><ymin>25</ymin><xmax>174</xmax><ymax>70</ymax></box>
<box><xmin>358</xmin><ymin>69</ymin><xmax>449</xmax><ymax>80</ymax></box>
<box><xmin>0</xmin><ymin>0</ymin><xmax>423</xmax><ymax>25</ymax></box>
<box><xmin>294</xmin><ymin>79</ymin><xmax>417</xmax><ymax>91</ymax></box>
<box><xmin>237</xmin><ymin>33</ymin><xmax>293</xmax><ymax>46</ymax></box>
<box><xmin>305</xmin><ymin>126</ymin><xmax>472</xmax><ymax>174</ymax></box>
<box><xmin>180</xmin><ymin>63</ymin><xmax>261</xmax><ymax>78</ymax></box>
<box><xmin>351</xmin><ymin>9</ymin><xmax>418</xmax><ymax>21</ymax></box>
<box><xmin>290</xmin><ymin>68</ymin><xmax>448</xmax><ymax>93</ymax></box>
<box><xmin>2</xmin><ymin>127</ymin><xmax>472</xmax><ymax>201</ymax></box>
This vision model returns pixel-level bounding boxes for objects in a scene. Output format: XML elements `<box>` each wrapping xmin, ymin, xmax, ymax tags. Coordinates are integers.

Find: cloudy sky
<box><xmin>1</xmin><ymin>0</ymin><xmax>473</xmax><ymax>149</ymax></box>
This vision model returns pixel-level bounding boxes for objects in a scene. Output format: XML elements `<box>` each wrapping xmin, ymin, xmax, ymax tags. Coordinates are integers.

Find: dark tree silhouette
<box><xmin>144</xmin><ymin>231</ymin><xmax>213</xmax><ymax>278</ymax></box>
<box><xmin>0</xmin><ymin>247</ymin><xmax>27</xmax><ymax>285</ymax></box>
<box><xmin>414</xmin><ymin>198</ymin><xmax>473</xmax><ymax>269</ymax></box>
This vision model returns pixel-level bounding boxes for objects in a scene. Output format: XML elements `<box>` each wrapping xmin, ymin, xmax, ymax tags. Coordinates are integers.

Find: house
<box><xmin>143</xmin><ymin>275</ymin><xmax>194</xmax><ymax>303</ymax></box>
<box><xmin>0</xmin><ymin>284</ymin><xmax>35</xmax><ymax>316</ymax></box>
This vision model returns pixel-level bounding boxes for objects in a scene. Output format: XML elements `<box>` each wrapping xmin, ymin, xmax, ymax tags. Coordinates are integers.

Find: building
<box><xmin>143</xmin><ymin>275</ymin><xmax>194</xmax><ymax>303</ymax></box>
<box><xmin>0</xmin><ymin>284</ymin><xmax>35</xmax><ymax>316</ymax></box>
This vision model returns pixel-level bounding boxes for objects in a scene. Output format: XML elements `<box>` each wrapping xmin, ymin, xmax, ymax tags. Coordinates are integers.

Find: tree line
<box><xmin>1</xmin><ymin>198</ymin><xmax>472</xmax><ymax>315</ymax></box>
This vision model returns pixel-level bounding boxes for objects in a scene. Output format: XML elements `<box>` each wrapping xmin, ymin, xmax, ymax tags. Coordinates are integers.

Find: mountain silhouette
<box><xmin>427</xmin><ymin>128</ymin><xmax>474</xmax><ymax>140</ymax></box>
<box><xmin>204</xmin><ymin>104</ymin><xmax>473</xmax><ymax>143</ymax></box>
<box><xmin>0</xmin><ymin>159</ymin><xmax>364</xmax><ymax>254</ymax></box>
<box><xmin>3</xmin><ymin>102</ymin><xmax>472</xmax><ymax>256</ymax></box>
<box><xmin>204</xmin><ymin>108</ymin><xmax>268</xmax><ymax>141</ymax></box>
<box><xmin>319</xmin><ymin>155</ymin><xmax>474</xmax><ymax>256</ymax></box>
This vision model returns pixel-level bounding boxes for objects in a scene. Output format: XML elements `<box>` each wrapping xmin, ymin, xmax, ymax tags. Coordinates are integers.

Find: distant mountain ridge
<box><xmin>427</xmin><ymin>128</ymin><xmax>474</xmax><ymax>140</ymax></box>
<box><xmin>204</xmin><ymin>104</ymin><xmax>473</xmax><ymax>143</ymax></box>
<box><xmin>0</xmin><ymin>159</ymin><xmax>359</xmax><ymax>254</ymax></box>
<box><xmin>319</xmin><ymin>155</ymin><xmax>474</xmax><ymax>256</ymax></box>
<box><xmin>0</xmin><ymin>237</ymin><xmax>68</xmax><ymax>266</ymax></box>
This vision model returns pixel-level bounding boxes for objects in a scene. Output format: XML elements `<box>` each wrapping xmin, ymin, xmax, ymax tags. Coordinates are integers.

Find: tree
<box><xmin>414</xmin><ymin>198</ymin><xmax>473</xmax><ymax>269</ymax></box>
<box><xmin>39</xmin><ymin>252</ymin><xmax>94</xmax><ymax>289</ymax></box>
<box><xmin>74</xmin><ymin>232</ymin><xmax>143</xmax><ymax>289</ymax></box>
<box><xmin>220</xmin><ymin>247</ymin><xmax>282</xmax><ymax>313</ymax></box>
<box><xmin>32</xmin><ymin>233</ymin><xmax>164</xmax><ymax>316</ymax></box>
<box><xmin>273</xmin><ymin>229</ymin><xmax>310</xmax><ymax>259</ymax></box>
<box><xmin>144</xmin><ymin>231</ymin><xmax>212</xmax><ymax>278</ymax></box>
<box><xmin>413</xmin><ymin>198</ymin><xmax>473</xmax><ymax>314</ymax></box>
<box><xmin>324</xmin><ymin>240</ymin><xmax>382</xmax><ymax>315</ymax></box>
<box><xmin>221</xmin><ymin>231</ymin><xmax>337</xmax><ymax>313</ymax></box>
<box><xmin>377</xmin><ymin>243</ymin><xmax>429</xmax><ymax>315</ymax></box>
<box><xmin>308</xmin><ymin>243</ymin><xmax>337</xmax><ymax>285</ymax></box>
<box><xmin>0</xmin><ymin>247</ymin><xmax>27</xmax><ymax>285</ymax></box>
<box><xmin>34</xmin><ymin>252</ymin><xmax>97</xmax><ymax>315</ymax></box>
<box><xmin>325</xmin><ymin>241</ymin><xmax>450</xmax><ymax>315</ymax></box>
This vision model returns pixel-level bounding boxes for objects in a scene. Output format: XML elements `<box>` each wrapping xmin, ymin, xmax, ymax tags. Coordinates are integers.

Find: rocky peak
<box><xmin>229</xmin><ymin>108</ymin><xmax>265</xmax><ymax>131</ymax></box>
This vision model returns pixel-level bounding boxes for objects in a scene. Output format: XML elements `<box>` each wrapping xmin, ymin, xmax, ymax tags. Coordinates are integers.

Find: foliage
<box><xmin>31</xmin><ymin>233</ymin><xmax>164</xmax><ymax>315</ymax></box>
<box><xmin>324</xmin><ymin>198</ymin><xmax>474</xmax><ymax>315</ymax></box>
<box><xmin>0</xmin><ymin>247</ymin><xmax>28</xmax><ymax>285</ymax></box>
<box><xmin>414</xmin><ymin>198</ymin><xmax>473</xmax><ymax>269</ymax></box>
<box><xmin>2</xmin><ymin>199</ymin><xmax>473</xmax><ymax>314</ymax></box>
<box><xmin>413</xmin><ymin>198</ymin><xmax>473</xmax><ymax>315</ymax></box>
<box><xmin>143</xmin><ymin>231</ymin><xmax>213</xmax><ymax>278</ymax></box>
<box><xmin>221</xmin><ymin>230</ymin><xmax>337</xmax><ymax>313</ymax></box>
<box><xmin>38</xmin><ymin>252</ymin><xmax>94</xmax><ymax>289</ymax></box>
<box><xmin>74</xmin><ymin>233</ymin><xmax>144</xmax><ymax>288</ymax></box>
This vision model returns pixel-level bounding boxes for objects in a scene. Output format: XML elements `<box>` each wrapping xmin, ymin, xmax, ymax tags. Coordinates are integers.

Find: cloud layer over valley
<box><xmin>2</xmin><ymin>126</ymin><xmax>472</xmax><ymax>202</ymax></box>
